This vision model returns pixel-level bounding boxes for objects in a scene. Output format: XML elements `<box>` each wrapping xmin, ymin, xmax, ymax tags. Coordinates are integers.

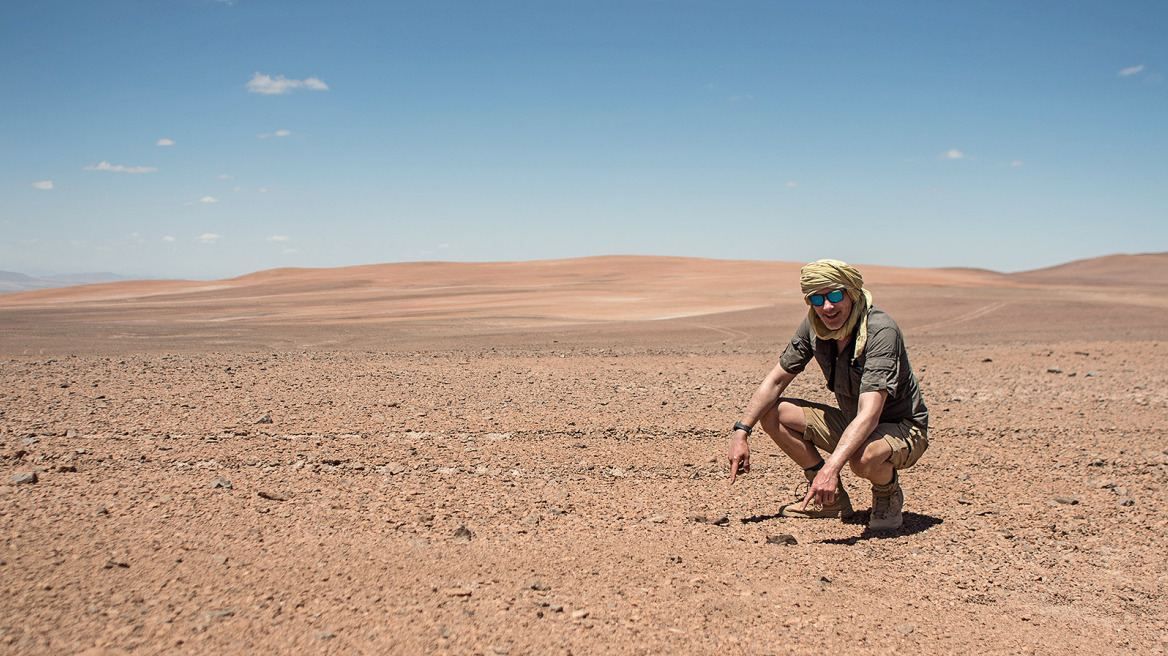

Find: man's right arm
<box><xmin>728</xmin><ymin>361</ymin><xmax>797</xmax><ymax>483</ymax></box>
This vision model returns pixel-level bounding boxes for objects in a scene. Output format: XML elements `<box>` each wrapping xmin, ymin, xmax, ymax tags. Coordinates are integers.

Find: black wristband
<box><xmin>733</xmin><ymin>421</ymin><xmax>753</xmax><ymax>436</ymax></box>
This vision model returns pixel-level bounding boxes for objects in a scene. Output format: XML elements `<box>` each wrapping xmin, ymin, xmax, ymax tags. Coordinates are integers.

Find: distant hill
<box><xmin>0</xmin><ymin>271</ymin><xmax>133</xmax><ymax>294</ymax></box>
<box><xmin>1009</xmin><ymin>252</ymin><xmax>1168</xmax><ymax>287</ymax></box>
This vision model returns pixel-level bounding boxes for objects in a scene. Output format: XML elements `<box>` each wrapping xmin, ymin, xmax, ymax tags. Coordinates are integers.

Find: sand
<box><xmin>1</xmin><ymin>254</ymin><xmax>1166</xmax><ymax>654</ymax></box>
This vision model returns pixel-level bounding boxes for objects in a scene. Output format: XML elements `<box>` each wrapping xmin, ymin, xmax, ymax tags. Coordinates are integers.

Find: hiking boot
<box><xmin>779</xmin><ymin>470</ymin><xmax>853</xmax><ymax>519</ymax></box>
<box><xmin>869</xmin><ymin>471</ymin><xmax>904</xmax><ymax>530</ymax></box>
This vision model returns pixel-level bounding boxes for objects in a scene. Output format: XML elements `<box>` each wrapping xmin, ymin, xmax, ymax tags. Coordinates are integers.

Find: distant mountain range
<box><xmin>0</xmin><ymin>271</ymin><xmax>134</xmax><ymax>294</ymax></box>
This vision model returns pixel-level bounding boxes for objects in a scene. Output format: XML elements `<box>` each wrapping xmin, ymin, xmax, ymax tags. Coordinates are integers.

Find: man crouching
<box><xmin>727</xmin><ymin>259</ymin><xmax>929</xmax><ymax>530</ymax></box>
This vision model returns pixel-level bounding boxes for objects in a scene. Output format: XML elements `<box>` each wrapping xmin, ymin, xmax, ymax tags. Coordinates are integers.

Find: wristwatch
<box><xmin>733</xmin><ymin>421</ymin><xmax>753</xmax><ymax>436</ymax></box>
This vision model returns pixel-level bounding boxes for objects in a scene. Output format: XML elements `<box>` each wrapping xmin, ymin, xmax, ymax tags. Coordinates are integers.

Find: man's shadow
<box><xmin>740</xmin><ymin>510</ymin><xmax>942</xmax><ymax>540</ymax></box>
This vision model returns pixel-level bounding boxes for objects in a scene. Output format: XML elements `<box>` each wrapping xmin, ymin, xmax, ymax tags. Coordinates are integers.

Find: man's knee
<box><xmin>848</xmin><ymin>440</ymin><xmax>891</xmax><ymax>478</ymax></box>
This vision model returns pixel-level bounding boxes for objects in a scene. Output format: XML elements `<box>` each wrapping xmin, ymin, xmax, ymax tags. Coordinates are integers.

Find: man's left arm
<box><xmin>800</xmin><ymin>390</ymin><xmax>888</xmax><ymax>508</ymax></box>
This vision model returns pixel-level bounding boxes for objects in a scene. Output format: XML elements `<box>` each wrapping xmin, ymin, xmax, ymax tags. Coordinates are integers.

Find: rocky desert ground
<box><xmin>1</xmin><ymin>254</ymin><xmax>1166</xmax><ymax>655</ymax></box>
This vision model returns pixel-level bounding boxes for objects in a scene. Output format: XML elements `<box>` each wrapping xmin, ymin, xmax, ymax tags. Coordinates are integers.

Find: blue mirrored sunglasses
<box><xmin>808</xmin><ymin>289</ymin><xmax>846</xmax><ymax>307</ymax></box>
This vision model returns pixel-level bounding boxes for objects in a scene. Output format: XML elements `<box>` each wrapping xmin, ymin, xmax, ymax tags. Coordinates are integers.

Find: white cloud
<box><xmin>247</xmin><ymin>72</ymin><xmax>329</xmax><ymax>95</ymax></box>
<box><xmin>1119</xmin><ymin>64</ymin><xmax>1145</xmax><ymax>77</ymax></box>
<box><xmin>198</xmin><ymin>233</ymin><xmax>222</xmax><ymax>244</ymax></box>
<box><xmin>200</xmin><ymin>196</ymin><xmax>219</xmax><ymax>204</ymax></box>
<box><xmin>939</xmin><ymin>149</ymin><xmax>965</xmax><ymax>160</ymax></box>
<box><xmin>266</xmin><ymin>235</ymin><xmax>291</xmax><ymax>242</ymax></box>
<box><xmin>33</xmin><ymin>180</ymin><xmax>53</xmax><ymax>190</ymax></box>
<box><xmin>258</xmin><ymin>129</ymin><xmax>293</xmax><ymax>139</ymax></box>
<box><xmin>162</xmin><ymin>235</ymin><xmax>176</xmax><ymax>242</ymax></box>
<box><xmin>1009</xmin><ymin>160</ymin><xmax>1025</xmax><ymax>167</ymax></box>
<box><xmin>784</xmin><ymin>181</ymin><xmax>798</xmax><ymax>187</ymax></box>
<box><xmin>217</xmin><ymin>173</ymin><xmax>232</xmax><ymax>179</ymax></box>
<box><xmin>84</xmin><ymin>160</ymin><xmax>158</xmax><ymax>173</ymax></box>
<box><xmin>156</xmin><ymin>138</ymin><xmax>175</xmax><ymax>146</ymax></box>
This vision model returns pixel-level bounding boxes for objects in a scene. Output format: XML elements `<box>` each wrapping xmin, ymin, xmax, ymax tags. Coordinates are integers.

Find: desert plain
<box><xmin>0</xmin><ymin>254</ymin><xmax>1166</xmax><ymax>655</ymax></box>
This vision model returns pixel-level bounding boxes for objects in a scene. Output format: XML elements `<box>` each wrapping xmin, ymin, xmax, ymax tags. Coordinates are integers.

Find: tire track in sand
<box><xmin>914</xmin><ymin>301</ymin><xmax>1010</xmax><ymax>333</ymax></box>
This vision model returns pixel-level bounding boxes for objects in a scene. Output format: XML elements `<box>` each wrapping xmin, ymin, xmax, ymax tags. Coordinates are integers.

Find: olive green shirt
<box><xmin>779</xmin><ymin>307</ymin><xmax>929</xmax><ymax>429</ymax></box>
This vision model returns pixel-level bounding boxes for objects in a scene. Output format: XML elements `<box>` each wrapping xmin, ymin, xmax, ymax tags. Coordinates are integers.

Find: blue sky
<box><xmin>2</xmin><ymin>1</ymin><xmax>1164</xmax><ymax>280</ymax></box>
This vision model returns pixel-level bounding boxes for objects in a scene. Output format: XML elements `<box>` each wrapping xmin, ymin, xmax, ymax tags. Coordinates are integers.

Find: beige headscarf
<box><xmin>800</xmin><ymin>259</ymin><xmax>873</xmax><ymax>361</ymax></box>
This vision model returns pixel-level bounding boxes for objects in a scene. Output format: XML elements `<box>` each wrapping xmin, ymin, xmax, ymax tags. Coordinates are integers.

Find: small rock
<box><xmin>766</xmin><ymin>534</ymin><xmax>798</xmax><ymax>546</ymax></box>
<box><xmin>1051</xmin><ymin>496</ymin><xmax>1079</xmax><ymax>505</ymax></box>
<box><xmin>1117</xmin><ymin>497</ymin><xmax>1134</xmax><ymax>507</ymax></box>
<box><xmin>899</xmin><ymin>624</ymin><xmax>915</xmax><ymax>635</ymax></box>
<box><xmin>444</xmin><ymin>587</ymin><xmax>473</xmax><ymax>597</ymax></box>
<box><xmin>647</xmin><ymin>514</ymin><xmax>666</xmax><ymax>523</ymax></box>
<box><xmin>1046</xmin><ymin>367</ymin><xmax>1063</xmax><ymax>374</ymax></box>
<box><xmin>314</xmin><ymin>631</ymin><xmax>335</xmax><ymax>641</ymax></box>
<box><xmin>711</xmin><ymin>515</ymin><xmax>730</xmax><ymax>526</ymax></box>
<box><xmin>452</xmin><ymin>525</ymin><xmax>474</xmax><ymax>541</ymax></box>
<box><xmin>95</xmin><ymin>507</ymin><xmax>109</xmax><ymax>516</ymax></box>
<box><xmin>103</xmin><ymin>558</ymin><xmax>129</xmax><ymax>569</ymax></box>
<box><xmin>257</xmin><ymin>491</ymin><xmax>287</xmax><ymax>501</ymax></box>
<box><xmin>66</xmin><ymin>429</ymin><xmax>79</xmax><ymax>438</ymax></box>
<box><xmin>609</xmin><ymin>467</ymin><xmax>626</xmax><ymax>477</ymax></box>
<box><xmin>571</xmin><ymin>609</ymin><xmax>590</xmax><ymax>620</ymax></box>
<box><xmin>255</xmin><ymin>413</ymin><xmax>273</xmax><ymax>425</ymax></box>
<box><xmin>12</xmin><ymin>472</ymin><xmax>38</xmax><ymax>485</ymax></box>
<box><xmin>528</xmin><ymin>578</ymin><xmax>551</xmax><ymax>592</ymax></box>
<box><xmin>549</xmin><ymin>604</ymin><xmax>564</xmax><ymax>613</ymax></box>
<box><xmin>211</xmin><ymin>477</ymin><xmax>232</xmax><ymax>489</ymax></box>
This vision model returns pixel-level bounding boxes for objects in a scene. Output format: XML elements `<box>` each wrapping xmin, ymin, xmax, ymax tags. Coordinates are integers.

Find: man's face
<box><xmin>812</xmin><ymin>287</ymin><xmax>852</xmax><ymax>332</ymax></box>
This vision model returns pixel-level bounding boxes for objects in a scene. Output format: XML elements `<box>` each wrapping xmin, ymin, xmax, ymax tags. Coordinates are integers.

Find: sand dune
<box><xmin>2</xmin><ymin>254</ymin><xmax>1163</xmax><ymax>326</ymax></box>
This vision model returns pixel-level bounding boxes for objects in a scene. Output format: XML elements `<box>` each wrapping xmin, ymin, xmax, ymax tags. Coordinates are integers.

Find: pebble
<box><xmin>528</xmin><ymin>579</ymin><xmax>551</xmax><ymax>592</ymax></box>
<box><xmin>899</xmin><ymin>624</ymin><xmax>915</xmax><ymax>635</ymax></box>
<box><xmin>211</xmin><ymin>477</ymin><xmax>232</xmax><ymax>489</ymax></box>
<box><xmin>1051</xmin><ymin>496</ymin><xmax>1079</xmax><ymax>505</ymax></box>
<box><xmin>1117</xmin><ymin>497</ymin><xmax>1134</xmax><ymax>507</ymax></box>
<box><xmin>766</xmin><ymin>534</ymin><xmax>798</xmax><ymax>546</ymax></box>
<box><xmin>571</xmin><ymin>609</ymin><xmax>590</xmax><ymax>620</ymax></box>
<box><xmin>452</xmin><ymin>525</ymin><xmax>474</xmax><ymax>541</ymax></box>
<box><xmin>444</xmin><ymin>587</ymin><xmax>473</xmax><ymax>597</ymax></box>
<box><xmin>254</xmin><ymin>413</ymin><xmax>273</xmax><ymax>424</ymax></box>
<box><xmin>12</xmin><ymin>472</ymin><xmax>37</xmax><ymax>485</ymax></box>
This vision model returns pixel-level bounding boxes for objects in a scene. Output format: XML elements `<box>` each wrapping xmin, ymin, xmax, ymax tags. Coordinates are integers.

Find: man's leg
<box><xmin>759</xmin><ymin>400</ymin><xmax>853</xmax><ymax>519</ymax></box>
<box><xmin>848</xmin><ymin>432</ymin><xmax>904</xmax><ymax>530</ymax></box>
<box><xmin>757</xmin><ymin>400</ymin><xmax>822</xmax><ymax>469</ymax></box>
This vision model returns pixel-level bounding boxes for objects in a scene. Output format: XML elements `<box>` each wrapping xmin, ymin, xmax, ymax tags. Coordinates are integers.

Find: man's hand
<box><xmin>728</xmin><ymin>431</ymin><xmax>750</xmax><ymax>483</ymax></box>
<box><xmin>799</xmin><ymin>468</ymin><xmax>839</xmax><ymax>509</ymax></box>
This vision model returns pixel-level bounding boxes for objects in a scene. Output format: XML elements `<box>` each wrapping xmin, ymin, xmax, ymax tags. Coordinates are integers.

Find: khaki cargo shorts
<box><xmin>799</xmin><ymin>402</ymin><xmax>928</xmax><ymax>470</ymax></box>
